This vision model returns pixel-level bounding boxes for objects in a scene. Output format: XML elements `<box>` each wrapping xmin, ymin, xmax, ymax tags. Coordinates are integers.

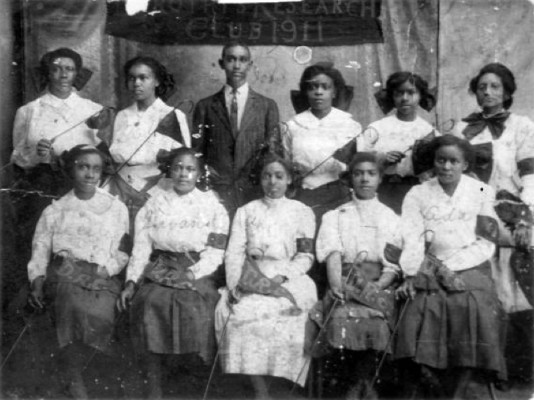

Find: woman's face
<box><xmin>475</xmin><ymin>72</ymin><xmax>508</xmax><ymax>114</ymax></box>
<box><xmin>170</xmin><ymin>154</ymin><xmax>200</xmax><ymax>195</ymax></box>
<box><xmin>261</xmin><ymin>161</ymin><xmax>291</xmax><ymax>199</ymax></box>
<box><xmin>127</xmin><ymin>63</ymin><xmax>159</xmax><ymax>105</ymax></box>
<box><xmin>72</xmin><ymin>153</ymin><xmax>103</xmax><ymax>197</ymax></box>
<box><xmin>434</xmin><ymin>145</ymin><xmax>468</xmax><ymax>189</ymax></box>
<box><xmin>306</xmin><ymin>73</ymin><xmax>335</xmax><ymax>114</ymax></box>
<box><xmin>393</xmin><ymin>80</ymin><xmax>421</xmax><ymax>121</ymax></box>
<box><xmin>48</xmin><ymin>57</ymin><xmax>77</xmax><ymax>98</ymax></box>
<box><xmin>351</xmin><ymin>161</ymin><xmax>381</xmax><ymax>200</ymax></box>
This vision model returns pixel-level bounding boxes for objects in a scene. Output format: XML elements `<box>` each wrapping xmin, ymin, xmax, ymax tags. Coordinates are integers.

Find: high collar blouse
<box><xmin>127</xmin><ymin>187</ymin><xmax>229</xmax><ymax>283</ymax></box>
<box><xmin>109</xmin><ymin>98</ymin><xmax>191</xmax><ymax>192</ymax></box>
<box><xmin>224</xmin><ymin>196</ymin><xmax>316</xmax><ymax>290</ymax></box>
<box><xmin>399</xmin><ymin>175</ymin><xmax>497</xmax><ymax>276</ymax></box>
<box><xmin>316</xmin><ymin>195</ymin><xmax>400</xmax><ymax>275</ymax></box>
<box><xmin>283</xmin><ymin>108</ymin><xmax>361</xmax><ymax>189</ymax></box>
<box><xmin>11</xmin><ymin>90</ymin><xmax>103</xmax><ymax>169</ymax></box>
<box><xmin>27</xmin><ymin>188</ymin><xmax>129</xmax><ymax>282</ymax></box>
<box><xmin>361</xmin><ymin>114</ymin><xmax>438</xmax><ymax>177</ymax></box>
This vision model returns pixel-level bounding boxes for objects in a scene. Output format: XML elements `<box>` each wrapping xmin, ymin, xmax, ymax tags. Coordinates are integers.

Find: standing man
<box><xmin>193</xmin><ymin>41</ymin><xmax>280</xmax><ymax>216</ymax></box>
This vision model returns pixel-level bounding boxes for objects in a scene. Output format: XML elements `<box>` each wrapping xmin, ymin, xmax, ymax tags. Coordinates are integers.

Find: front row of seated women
<box><xmin>27</xmin><ymin>135</ymin><xmax>504</xmax><ymax>399</ymax></box>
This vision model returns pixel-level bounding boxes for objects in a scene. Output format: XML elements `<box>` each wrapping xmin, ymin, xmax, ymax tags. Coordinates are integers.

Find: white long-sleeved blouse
<box><xmin>11</xmin><ymin>91</ymin><xmax>103</xmax><ymax>169</ymax></box>
<box><xmin>453</xmin><ymin>113</ymin><xmax>534</xmax><ymax>209</ymax></box>
<box><xmin>109</xmin><ymin>98</ymin><xmax>191</xmax><ymax>192</ymax></box>
<box><xmin>225</xmin><ymin>196</ymin><xmax>316</xmax><ymax>290</ymax></box>
<box><xmin>361</xmin><ymin>114</ymin><xmax>439</xmax><ymax>177</ymax></box>
<box><xmin>283</xmin><ymin>108</ymin><xmax>361</xmax><ymax>189</ymax></box>
<box><xmin>316</xmin><ymin>195</ymin><xmax>400</xmax><ymax>276</ymax></box>
<box><xmin>27</xmin><ymin>188</ymin><xmax>129</xmax><ymax>282</ymax></box>
<box><xmin>399</xmin><ymin>175</ymin><xmax>497</xmax><ymax>276</ymax></box>
<box><xmin>127</xmin><ymin>187</ymin><xmax>229</xmax><ymax>283</ymax></box>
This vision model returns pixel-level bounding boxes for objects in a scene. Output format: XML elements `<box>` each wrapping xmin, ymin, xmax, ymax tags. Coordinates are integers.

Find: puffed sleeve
<box><xmin>441</xmin><ymin>185</ymin><xmax>497</xmax><ymax>270</ymax></box>
<box><xmin>224</xmin><ymin>206</ymin><xmax>248</xmax><ymax>290</ymax></box>
<box><xmin>188</xmin><ymin>197</ymin><xmax>230</xmax><ymax>279</ymax></box>
<box><xmin>277</xmin><ymin>204</ymin><xmax>316</xmax><ymax>280</ymax></box>
<box><xmin>27</xmin><ymin>205</ymin><xmax>56</xmax><ymax>283</ymax></box>
<box><xmin>281</xmin><ymin>121</ymin><xmax>294</xmax><ymax>162</ymax></box>
<box><xmin>11</xmin><ymin>105</ymin><xmax>34</xmax><ymax>169</ymax></box>
<box><xmin>316</xmin><ymin>209</ymin><xmax>342</xmax><ymax>263</ymax></box>
<box><xmin>104</xmin><ymin>200</ymin><xmax>130</xmax><ymax>277</ymax></box>
<box><xmin>399</xmin><ymin>187</ymin><xmax>426</xmax><ymax>277</ymax></box>
<box><xmin>515</xmin><ymin>116</ymin><xmax>534</xmax><ymax>209</ymax></box>
<box><xmin>126</xmin><ymin>201</ymin><xmax>154</xmax><ymax>284</ymax></box>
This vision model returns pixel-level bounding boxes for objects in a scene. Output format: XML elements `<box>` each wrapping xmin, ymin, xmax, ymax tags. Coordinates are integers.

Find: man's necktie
<box><xmin>230</xmin><ymin>89</ymin><xmax>238</xmax><ymax>137</ymax></box>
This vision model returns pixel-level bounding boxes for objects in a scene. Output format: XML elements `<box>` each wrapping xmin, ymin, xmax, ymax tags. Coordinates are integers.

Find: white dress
<box><xmin>109</xmin><ymin>98</ymin><xmax>191</xmax><ymax>192</ymax></box>
<box><xmin>454</xmin><ymin>113</ymin><xmax>534</xmax><ymax>312</ymax></box>
<box><xmin>361</xmin><ymin>114</ymin><xmax>439</xmax><ymax>177</ymax></box>
<box><xmin>11</xmin><ymin>91</ymin><xmax>103</xmax><ymax>169</ymax></box>
<box><xmin>127</xmin><ymin>187</ymin><xmax>229</xmax><ymax>283</ymax></box>
<box><xmin>283</xmin><ymin>108</ymin><xmax>361</xmax><ymax>189</ymax></box>
<box><xmin>28</xmin><ymin>188</ymin><xmax>129</xmax><ymax>282</ymax></box>
<box><xmin>215</xmin><ymin>196</ymin><xmax>317</xmax><ymax>386</ymax></box>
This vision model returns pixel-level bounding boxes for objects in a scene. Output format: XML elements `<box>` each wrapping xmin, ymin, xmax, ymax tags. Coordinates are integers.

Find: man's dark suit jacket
<box><xmin>192</xmin><ymin>87</ymin><xmax>279</xmax><ymax>212</ymax></box>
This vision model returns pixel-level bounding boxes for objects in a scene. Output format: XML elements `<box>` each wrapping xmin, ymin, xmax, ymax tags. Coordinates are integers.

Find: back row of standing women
<box><xmin>15</xmin><ymin>41</ymin><xmax>534</xmax><ymax>399</ymax></box>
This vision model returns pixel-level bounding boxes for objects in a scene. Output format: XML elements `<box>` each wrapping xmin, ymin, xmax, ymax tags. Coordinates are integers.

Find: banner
<box><xmin>106</xmin><ymin>0</ymin><xmax>383</xmax><ymax>46</ymax></box>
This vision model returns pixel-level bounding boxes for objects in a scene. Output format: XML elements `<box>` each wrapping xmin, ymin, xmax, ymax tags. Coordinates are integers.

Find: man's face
<box><xmin>219</xmin><ymin>45</ymin><xmax>252</xmax><ymax>89</ymax></box>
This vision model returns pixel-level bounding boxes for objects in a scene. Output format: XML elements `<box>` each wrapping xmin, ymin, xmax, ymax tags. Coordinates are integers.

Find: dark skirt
<box><xmin>44</xmin><ymin>256</ymin><xmax>120</xmax><ymax>352</ymax></box>
<box><xmin>394</xmin><ymin>262</ymin><xmax>506</xmax><ymax>374</ymax></box>
<box><xmin>130</xmin><ymin>251</ymin><xmax>220</xmax><ymax>363</ymax></box>
<box><xmin>377</xmin><ymin>175</ymin><xmax>419</xmax><ymax>215</ymax></box>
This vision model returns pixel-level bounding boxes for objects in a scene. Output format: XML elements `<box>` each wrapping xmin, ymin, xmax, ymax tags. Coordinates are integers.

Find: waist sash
<box><xmin>144</xmin><ymin>250</ymin><xmax>200</xmax><ymax>289</ymax></box>
<box><xmin>46</xmin><ymin>255</ymin><xmax>120</xmax><ymax>294</ymax></box>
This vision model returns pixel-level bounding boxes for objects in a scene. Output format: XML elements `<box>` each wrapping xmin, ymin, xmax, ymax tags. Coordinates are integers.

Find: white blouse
<box><xmin>11</xmin><ymin>91</ymin><xmax>103</xmax><ymax>169</ymax></box>
<box><xmin>109</xmin><ymin>98</ymin><xmax>191</xmax><ymax>192</ymax></box>
<box><xmin>127</xmin><ymin>188</ymin><xmax>229</xmax><ymax>283</ymax></box>
<box><xmin>27</xmin><ymin>188</ymin><xmax>129</xmax><ymax>282</ymax></box>
<box><xmin>316</xmin><ymin>195</ymin><xmax>400</xmax><ymax>276</ymax></box>
<box><xmin>283</xmin><ymin>108</ymin><xmax>361</xmax><ymax>189</ymax></box>
<box><xmin>400</xmin><ymin>175</ymin><xmax>497</xmax><ymax>276</ymax></box>
<box><xmin>361</xmin><ymin>114</ymin><xmax>438</xmax><ymax>177</ymax></box>
<box><xmin>225</xmin><ymin>196</ymin><xmax>316</xmax><ymax>290</ymax></box>
<box><xmin>453</xmin><ymin>113</ymin><xmax>534</xmax><ymax>209</ymax></box>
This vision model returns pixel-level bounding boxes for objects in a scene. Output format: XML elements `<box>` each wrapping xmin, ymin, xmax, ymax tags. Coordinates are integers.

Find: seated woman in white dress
<box><xmin>27</xmin><ymin>145</ymin><xmax>129</xmax><ymax>398</ymax></box>
<box><xmin>395</xmin><ymin>135</ymin><xmax>505</xmax><ymax>398</ymax></box>
<box><xmin>361</xmin><ymin>71</ymin><xmax>439</xmax><ymax>214</ymax></box>
<box><xmin>108</xmin><ymin>56</ymin><xmax>190</xmax><ymax>226</ymax></box>
<box><xmin>215</xmin><ymin>154</ymin><xmax>317</xmax><ymax>398</ymax></box>
<box><xmin>119</xmin><ymin>147</ymin><xmax>229</xmax><ymax>399</ymax></box>
<box><xmin>309</xmin><ymin>152</ymin><xmax>400</xmax><ymax>399</ymax></box>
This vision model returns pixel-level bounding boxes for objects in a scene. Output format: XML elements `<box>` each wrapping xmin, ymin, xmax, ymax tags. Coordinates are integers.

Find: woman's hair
<box><xmin>428</xmin><ymin>134</ymin><xmax>475</xmax><ymax>172</ymax></box>
<box><xmin>157</xmin><ymin>147</ymin><xmax>203</xmax><ymax>177</ymax></box>
<box><xmin>39</xmin><ymin>48</ymin><xmax>82</xmax><ymax>82</ymax></box>
<box><xmin>384</xmin><ymin>71</ymin><xmax>435</xmax><ymax>111</ymax></box>
<box><xmin>340</xmin><ymin>152</ymin><xmax>385</xmax><ymax>186</ymax></box>
<box><xmin>259</xmin><ymin>153</ymin><xmax>293</xmax><ymax>179</ymax></box>
<box><xmin>469</xmin><ymin>63</ymin><xmax>516</xmax><ymax>110</ymax></box>
<box><xmin>60</xmin><ymin>144</ymin><xmax>107</xmax><ymax>178</ymax></box>
<box><xmin>123</xmin><ymin>56</ymin><xmax>175</xmax><ymax>99</ymax></box>
<box><xmin>299</xmin><ymin>63</ymin><xmax>346</xmax><ymax>108</ymax></box>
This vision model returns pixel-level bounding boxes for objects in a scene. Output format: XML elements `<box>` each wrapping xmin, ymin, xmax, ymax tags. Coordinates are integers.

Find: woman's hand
<box><xmin>96</xmin><ymin>266</ymin><xmax>110</xmax><ymax>279</ymax></box>
<box><xmin>513</xmin><ymin>225</ymin><xmax>531</xmax><ymax>249</ymax></box>
<box><xmin>28</xmin><ymin>276</ymin><xmax>45</xmax><ymax>309</ymax></box>
<box><xmin>227</xmin><ymin>287</ymin><xmax>242</xmax><ymax>307</ymax></box>
<box><xmin>271</xmin><ymin>274</ymin><xmax>288</xmax><ymax>285</ymax></box>
<box><xmin>118</xmin><ymin>281</ymin><xmax>136</xmax><ymax>312</ymax></box>
<box><xmin>330</xmin><ymin>286</ymin><xmax>344</xmax><ymax>301</ymax></box>
<box><xmin>385</xmin><ymin>151</ymin><xmax>405</xmax><ymax>165</ymax></box>
<box><xmin>396</xmin><ymin>276</ymin><xmax>416</xmax><ymax>300</ymax></box>
<box><xmin>36</xmin><ymin>139</ymin><xmax>52</xmax><ymax>157</ymax></box>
